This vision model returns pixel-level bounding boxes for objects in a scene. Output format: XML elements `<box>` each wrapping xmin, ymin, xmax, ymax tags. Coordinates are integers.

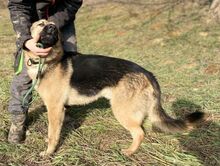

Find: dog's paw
<box><xmin>39</xmin><ymin>150</ymin><xmax>52</xmax><ymax>157</ymax></box>
<box><xmin>44</xmin><ymin>138</ymin><xmax>48</xmax><ymax>143</ymax></box>
<box><xmin>121</xmin><ymin>148</ymin><xmax>134</xmax><ymax>156</ymax></box>
<box><xmin>39</xmin><ymin>151</ymin><xmax>47</xmax><ymax>157</ymax></box>
<box><xmin>40</xmin><ymin>148</ymin><xmax>55</xmax><ymax>157</ymax></box>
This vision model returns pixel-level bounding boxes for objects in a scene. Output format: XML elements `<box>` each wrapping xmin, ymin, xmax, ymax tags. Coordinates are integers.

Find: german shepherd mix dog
<box><xmin>25</xmin><ymin>20</ymin><xmax>204</xmax><ymax>156</ymax></box>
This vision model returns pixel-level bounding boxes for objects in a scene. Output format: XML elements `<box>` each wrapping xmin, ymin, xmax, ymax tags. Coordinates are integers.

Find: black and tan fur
<box><xmin>25</xmin><ymin>20</ymin><xmax>205</xmax><ymax>156</ymax></box>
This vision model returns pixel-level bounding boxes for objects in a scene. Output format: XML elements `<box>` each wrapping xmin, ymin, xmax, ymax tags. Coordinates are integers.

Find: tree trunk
<box><xmin>210</xmin><ymin>0</ymin><xmax>220</xmax><ymax>22</ymax></box>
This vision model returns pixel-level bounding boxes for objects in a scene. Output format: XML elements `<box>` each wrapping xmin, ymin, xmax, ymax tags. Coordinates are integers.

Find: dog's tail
<box><xmin>149</xmin><ymin>102</ymin><xmax>205</xmax><ymax>133</ymax></box>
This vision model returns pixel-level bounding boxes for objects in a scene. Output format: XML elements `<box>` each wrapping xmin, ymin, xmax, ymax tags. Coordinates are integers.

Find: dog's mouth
<box><xmin>38</xmin><ymin>24</ymin><xmax>59</xmax><ymax>48</ymax></box>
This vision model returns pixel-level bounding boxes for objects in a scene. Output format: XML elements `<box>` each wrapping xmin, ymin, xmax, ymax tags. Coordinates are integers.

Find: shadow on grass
<box><xmin>60</xmin><ymin>98</ymin><xmax>110</xmax><ymax>150</ymax></box>
<box><xmin>172</xmin><ymin>99</ymin><xmax>220</xmax><ymax>166</ymax></box>
<box><xmin>28</xmin><ymin>105</ymin><xmax>47</xmax><ymax>127</ymax></box>
<box><xmin>28</xmin><ymin>98</ymin><xmax>110</xmax><ymax>149</ymax></box>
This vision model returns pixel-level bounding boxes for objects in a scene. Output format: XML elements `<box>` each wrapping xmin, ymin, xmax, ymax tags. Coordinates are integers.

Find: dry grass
<box><xmin>0</xmin><ymin>1</ymin><xmax>220</xmax><ymax>165</ymax></box>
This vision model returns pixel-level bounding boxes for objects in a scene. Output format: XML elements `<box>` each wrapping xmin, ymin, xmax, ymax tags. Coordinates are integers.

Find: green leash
<box><xmin>15</xmin><ymin>50</ymin><xmax>24</xmax><ymax>75</ymax></box>
<box><xmin>16</xmin><ymin>43</ymin><xmax>45</xmax><ymax>107</ymax></box>
<box><xmin>22</xmin><ymin>57</ymin><xmax>45</xmax><ymax>107</ymax></box>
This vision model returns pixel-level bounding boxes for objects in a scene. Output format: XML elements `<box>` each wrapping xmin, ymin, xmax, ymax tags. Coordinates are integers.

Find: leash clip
<box><xmin>27</xmin><ymin>58</ymin><xmax>40</xmax><ymax>66</ymax></box>
<box><xmin>27</xmin><ymin>59</ymin><xmax>33</xmax><ymax>66</ymax></box>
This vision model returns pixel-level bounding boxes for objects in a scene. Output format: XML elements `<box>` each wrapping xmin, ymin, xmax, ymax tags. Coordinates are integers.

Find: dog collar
<box><xmin>26</xmin><ymin>43</ymin><xmax>45</xmax><ymax>66</ymax></box>
<box><xmin>27</xmin><ymin>58</ymin><xmax>41</xmax><ymax>66</ymax></box>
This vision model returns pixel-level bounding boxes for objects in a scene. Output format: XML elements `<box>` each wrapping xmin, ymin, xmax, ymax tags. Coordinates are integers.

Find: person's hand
<box><xmin>25</xmin><ymin>37</ymin><xmax>52</xmax><ymax>57</ymax></box>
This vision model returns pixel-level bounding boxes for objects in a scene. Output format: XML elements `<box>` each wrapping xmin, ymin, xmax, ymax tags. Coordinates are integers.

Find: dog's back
<box><xmin>62</xmin><ymin>54</ymin><xmax>157</xmax><ymax>95</ymax></box>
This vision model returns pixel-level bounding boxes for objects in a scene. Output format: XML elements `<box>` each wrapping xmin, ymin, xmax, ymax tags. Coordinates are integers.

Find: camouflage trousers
<box><xmin>8</xmin><ymin>22</ymin><xmax>77</xmax><ymax>115</ymax></box>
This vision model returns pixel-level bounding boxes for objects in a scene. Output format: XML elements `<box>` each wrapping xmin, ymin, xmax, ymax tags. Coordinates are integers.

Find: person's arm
<box><xmin>8</xmin><ymin>0</ymin><xmax>52</xmax><ymax>56</ymax></box>
<box><xmin>48</xmin><ymin>0</ymin><xmax>83</xmax><ymax>29</ymax></box>
<box><xmin>8</xmin><ymin>0</ymin><xmax>33</xmax><ymax>49</ymax></box>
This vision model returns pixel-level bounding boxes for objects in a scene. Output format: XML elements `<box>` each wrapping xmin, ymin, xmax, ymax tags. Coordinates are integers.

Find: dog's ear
<box><xmin>30</xmin><ymin>19</ymin><xmax>48</xmax><ymax>39</ymax></box>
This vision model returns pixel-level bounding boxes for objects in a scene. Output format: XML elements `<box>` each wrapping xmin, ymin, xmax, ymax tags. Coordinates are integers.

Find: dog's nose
<box><xmin>39</xmin><ymin>24</ymin><xmax>59</xmax><ymax>48</ymax></box>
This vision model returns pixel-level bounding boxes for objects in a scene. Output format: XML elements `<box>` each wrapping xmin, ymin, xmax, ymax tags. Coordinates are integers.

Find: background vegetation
<box><xmin>0</xmin><ymin>0</ymin><xmax>219</xmax><ymax>165</ymax></box>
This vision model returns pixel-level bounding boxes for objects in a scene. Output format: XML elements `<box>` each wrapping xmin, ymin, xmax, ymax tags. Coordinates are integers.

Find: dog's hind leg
<box><xmin>109</xmin><ymin>74</ymin><xmax>155</xmax><ymax>156</ymax></box>
<box><xmin>40</xmin><ymin>104</ymin><xmax>65</xmax><ymax>156</ymax></box>
<box><xmin>122</xmin><ymin>125</ymin><xmax>145</xmax><ymax>156</ymax></box>
<box><xmin>110</xmin><ymin>95</ymin><xmax>145</xmax><ymax>156</ymax></box>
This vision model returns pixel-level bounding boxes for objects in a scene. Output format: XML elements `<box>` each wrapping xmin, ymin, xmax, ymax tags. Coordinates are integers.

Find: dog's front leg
<box><xmin>40</xmin><ymin>104</ymin><xmax>65</xmax><ymax>156</ymax></box>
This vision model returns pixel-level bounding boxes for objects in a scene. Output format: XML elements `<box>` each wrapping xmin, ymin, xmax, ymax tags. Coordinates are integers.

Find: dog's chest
<box><xmin>27</xmin><ymin>66</ymin><xmax>38</xmax><ymax>80</ymax></box>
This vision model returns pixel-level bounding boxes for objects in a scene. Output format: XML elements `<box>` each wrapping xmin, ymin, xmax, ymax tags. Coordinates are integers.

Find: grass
<box><xmin>0</xmin><ymin>1</ymin><xmax>220</xmax><ymax>165</ymax></box>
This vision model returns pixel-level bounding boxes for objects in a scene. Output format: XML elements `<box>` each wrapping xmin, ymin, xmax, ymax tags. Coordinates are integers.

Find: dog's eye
<box><xmin>38</xmin><ymin>22</ymin><xmax>45</xmax><ymax>27</ymax></box>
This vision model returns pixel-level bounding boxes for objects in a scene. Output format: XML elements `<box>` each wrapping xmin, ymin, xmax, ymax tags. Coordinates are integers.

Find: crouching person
<box><xmin>7</xmin><ymin>0</ymin><xmax>82</xmax><ymax>143</ymax></box>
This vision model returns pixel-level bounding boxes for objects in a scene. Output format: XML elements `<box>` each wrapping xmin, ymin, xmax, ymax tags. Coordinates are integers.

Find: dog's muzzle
<box><xmin>39</xmin><ymin>24</ymin><xmax>59</xmax><ymax>48</ymax></box>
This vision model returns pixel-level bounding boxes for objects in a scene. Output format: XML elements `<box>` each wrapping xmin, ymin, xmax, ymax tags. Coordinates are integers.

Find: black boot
<box><xmin>8</xmin><ymin>112</ymin><xmax>28</xmax><ymax>143</ymax></box>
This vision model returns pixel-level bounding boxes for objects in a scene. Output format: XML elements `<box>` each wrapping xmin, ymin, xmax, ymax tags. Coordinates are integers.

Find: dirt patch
<box><xmin>204</xmin><ymin>64</ymin><xmax>220</xmax><ymax>75</ymax></box>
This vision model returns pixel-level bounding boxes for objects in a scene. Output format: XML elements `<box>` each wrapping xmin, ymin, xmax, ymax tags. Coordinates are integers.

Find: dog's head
<box><xmin>31</xmin><ymin>19</ymin><xmax>59</xmax><ymax>48</ymax></box>
<box><xmin>26</xmin><ymin>19</ymin><xmax>63</xmax><ymax>63</ymax></box>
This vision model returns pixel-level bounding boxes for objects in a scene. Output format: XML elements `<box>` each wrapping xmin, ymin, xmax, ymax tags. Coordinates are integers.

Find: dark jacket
<box><xmin>8</xmin><ymin>0</ymin><xmax>83</xmax><ymax>49</ymax></box>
